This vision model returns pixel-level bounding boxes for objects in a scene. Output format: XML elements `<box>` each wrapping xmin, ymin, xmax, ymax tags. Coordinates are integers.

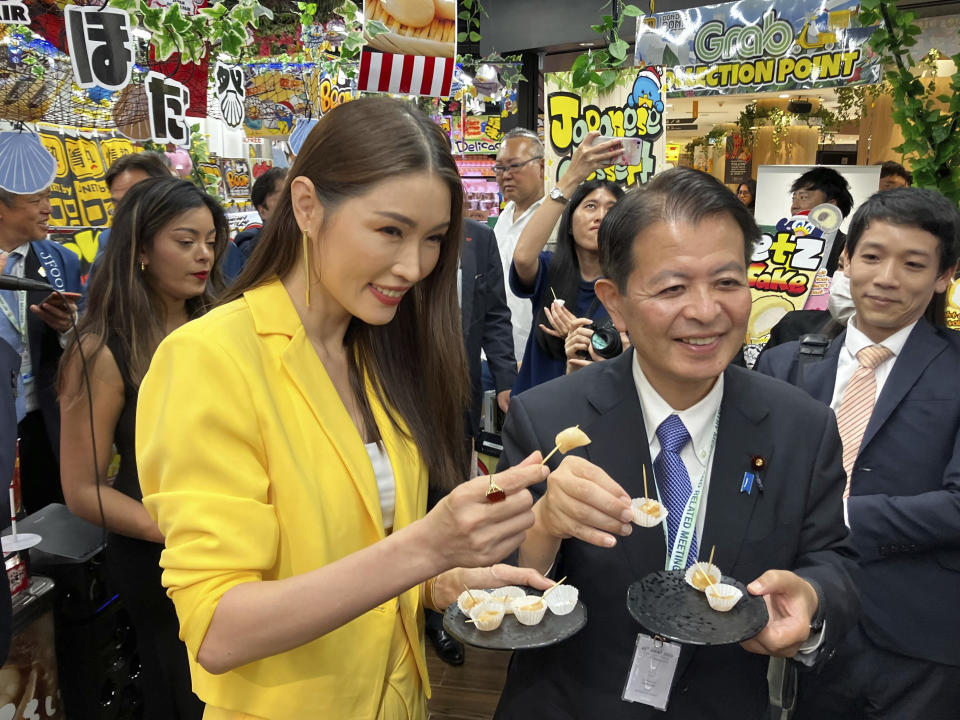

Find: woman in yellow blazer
<box><xmin>136</xmin><ymin>97</ymin><xmax>552</xmax><ymax>720</ymax></box>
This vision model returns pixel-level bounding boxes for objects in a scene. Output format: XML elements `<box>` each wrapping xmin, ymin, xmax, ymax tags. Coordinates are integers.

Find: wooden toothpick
<box><xmin>542</xmin><ymin>576</ymin><xmax>568</xmax><ymax>600</ymax></box>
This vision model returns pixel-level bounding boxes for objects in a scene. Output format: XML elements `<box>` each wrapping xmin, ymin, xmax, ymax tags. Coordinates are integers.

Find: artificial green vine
<box><xmin>108</xmin><ymin>0</ymin><xmax>273</xmax><ymax>63</ymax></box>
<box><xmin>859</xmin><ymin>0</ymin><xmax>960</xmax><ymax>202</ymax></box>
<box><xmin>458</xmin><ymin>0</ymin><xmax>486</xmax><ymax>44</ymax></box>
<box><xmin>320</xmin><ymin>0</ymin><xmax>389</xmax><ymax>80</ymax></box>
<box><xmin>570</xmin><ymin>2</ymin><xmax>642</xmax><ymax>93</ymax></box>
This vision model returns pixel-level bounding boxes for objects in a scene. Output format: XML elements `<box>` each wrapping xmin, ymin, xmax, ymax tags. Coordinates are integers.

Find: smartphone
<box><xmin>592</xmin><ymin>135</ymin><xmax>645</xmax><ymax>166</ymax></box>
<box><xmin>41</xmin><ymin>291</ymin><xmax>82</xmax><ymax>307</ymax></box>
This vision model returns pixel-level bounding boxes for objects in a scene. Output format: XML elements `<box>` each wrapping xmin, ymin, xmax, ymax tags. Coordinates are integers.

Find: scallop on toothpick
<box><xmin>541</xmin><ymin>425</ymin><xmax>591</xmax><ymax>465</ymax></box>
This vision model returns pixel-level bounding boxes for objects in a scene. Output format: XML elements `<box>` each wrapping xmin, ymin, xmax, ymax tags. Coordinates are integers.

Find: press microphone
<box><xmin>0</xmin><ymin>276</ymin><xmax>54</xmax><ymax>292</ymax></box>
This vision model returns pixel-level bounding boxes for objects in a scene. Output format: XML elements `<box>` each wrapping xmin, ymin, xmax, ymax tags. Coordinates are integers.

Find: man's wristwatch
<box><xmin>549</xmin><ymin>186</ymin><xmax>568</xmax><ymax>204</ymax></box>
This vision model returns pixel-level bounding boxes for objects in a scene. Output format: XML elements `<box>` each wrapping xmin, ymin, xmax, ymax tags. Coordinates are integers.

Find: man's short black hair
<box><xmin>598</xmin><ymin>167</ymin><xmax>758</xmax><ymax>292</ymax></box>
<box><xmin>104</xmin><ymin>152</ymin><xmax>172</xmax><ymax>189</ymax></box>
<box><xmin>846</xmin><ymin>187</ymin><xmax>960</xmax><ymax>275</ymax></box>
<box><xmin>878</xmin><ymin>160</ymin><xmax>912</xmax><ymax>186</ymax></box>
<box><xmin>790</xmin><ymin>167</ymin><xmax>854</xmax><ymax>217</ymax></box>
<box><xmin>251</xmin><ymin>167</ymin><xmax>286</xmax><ymax>212</ymax></box>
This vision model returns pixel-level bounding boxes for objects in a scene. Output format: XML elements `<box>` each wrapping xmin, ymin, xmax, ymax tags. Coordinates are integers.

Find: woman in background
<box><xmin>60</xmin><ymin>177</ymin><xmax>227</xmax><ymax>720</ymax></box>
<box><xmin>136</xmin><ymin>97</ymin><xmax>550</xmax><ymax>719</ymax></box>
<box><xmin>510</xmin><ymin>133</ymin><xmax>624</xmax><ymax>395</ymax></box>
<box><xmin>737</xmin><ymin>179</ymin><xmax>757</xmax><ymax>214</ymax></box>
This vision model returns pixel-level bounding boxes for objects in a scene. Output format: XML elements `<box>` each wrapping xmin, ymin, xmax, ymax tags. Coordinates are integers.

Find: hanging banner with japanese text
<box><xmin>37</xmin><ymin>128</ymin><xmax>124</xmax><ymax>229</ymax></box>
<box><xmin>634</xmin><ymin>0</ymin><xmax>881</xmax><ymax>97</ymax></box>
<box><xmin>543</xmin><ymin>67</ymin><xmax>667</xmax><ymax>192</ymax></box>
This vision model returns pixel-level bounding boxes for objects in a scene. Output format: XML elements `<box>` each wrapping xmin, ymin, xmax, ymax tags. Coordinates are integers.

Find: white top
<box><xmin>493</xmin><ymin>197</ymin><xmax>544</xmax><ymax>361</ymax></box>
<box><xmin>632</xmin><ymin>356</ymin><xmax>723</xmax><ymax>546</ymax></box>
<box><xmin>829</xmin><ymin>314</ymin><xmax>916</xmax><ymax>411</ymax></box>
<box><xmin>364</xmin><ymin>442</ymin><xmax>395</xmax><ymax>532</ymax></box>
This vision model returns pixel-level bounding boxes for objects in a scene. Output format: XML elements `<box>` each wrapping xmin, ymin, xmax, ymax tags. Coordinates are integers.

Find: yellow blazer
<box><xmin>137</xmin><ymin>278</ymin><xmax>430</xmax><ymax>719</ymax></box>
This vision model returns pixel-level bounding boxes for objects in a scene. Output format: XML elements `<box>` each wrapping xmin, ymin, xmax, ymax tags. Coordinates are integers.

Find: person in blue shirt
<box><xmin>510</xmin><ymin>134</ymin><xmax>624</xmax><ymax>395</ymax></box>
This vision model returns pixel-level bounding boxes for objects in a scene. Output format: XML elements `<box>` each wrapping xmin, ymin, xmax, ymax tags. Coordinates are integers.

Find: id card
<box><xmin>622</xmin><ymin>634</ymin><xmax>680</xmax><ymax>710</ymax></box>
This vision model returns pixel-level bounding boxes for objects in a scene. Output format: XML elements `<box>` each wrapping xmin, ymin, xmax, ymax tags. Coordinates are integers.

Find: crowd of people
<box><xmin>1</xmin><ymin>96</ymin><xmax>957</xmax><ymax>719</ymax></box>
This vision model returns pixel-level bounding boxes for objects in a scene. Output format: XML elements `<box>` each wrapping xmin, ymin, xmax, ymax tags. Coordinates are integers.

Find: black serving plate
<box><xmin>442</xmin><ymin>587</ymin><xmax>587</xmax><ymax>651</ymax></box>
<box><xmin>627</xmin><ymin>570</ymin><xmax>768</xmax><ymax>646</ymax></box>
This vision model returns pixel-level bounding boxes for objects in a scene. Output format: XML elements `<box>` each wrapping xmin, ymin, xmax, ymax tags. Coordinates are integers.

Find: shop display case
<box><xmin>457</xmin><ymin>157</ymin><xmax>500</xmax><ymax>225</ymax></box>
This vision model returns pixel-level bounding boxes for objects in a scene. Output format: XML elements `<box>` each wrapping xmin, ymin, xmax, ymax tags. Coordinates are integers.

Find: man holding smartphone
<box><xmin>0</xmin><ymin>183</ymin><xmax>82</xmax><ymax>514</ymax></box>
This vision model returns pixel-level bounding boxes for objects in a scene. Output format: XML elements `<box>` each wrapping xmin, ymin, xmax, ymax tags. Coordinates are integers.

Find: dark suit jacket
<box><xmin>461</xmin><ymin>219</ymin><xmax>516</xmax><ymax>439</ymax></box>
<box><xmin>24</xmin><ymin>241</ymin><xmax>82</xmax><ymax>458</ymax></box>
<box><xmin>494</xmin><ymin>350</ymin><xmax>859</xmax><ymax>719</ymax></box>
<box><xmin>0</xmin><ymin>337</ymin><xmax>18</xmax><ymax>663</ymax></box>
<box><xmin>756</xmin><ymin>319</ymin><xmax>960</xmax><ymax>667</ymax></box>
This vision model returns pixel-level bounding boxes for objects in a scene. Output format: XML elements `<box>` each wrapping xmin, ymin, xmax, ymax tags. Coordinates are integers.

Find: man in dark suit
<box><xmin>494</xmin><ymin>168</ymin><xmax>859</xmax><ymax>719</ymax></box>
<box><xmin>757</xmin><ymin>187</ymin><xmax>960</xmax><ymax>719</ymax></box>
<box><xmin>0</xmin><ymin>186</ymin><xmax>83</xmax><ymax>514</ymax></box>
<box><xmin>426</xmin><ymin>218</ymin><xmax>517</xmax><ymax>665</ymax></box>
<box><xmin>461</xmin><ymin>218</ymin><xmax>517</xmax><ymax>437</ymax></box>
<box><xmin>0</xmin><ymin>337</ymin><xmax>19</xmax><ymax>663</ymax></box>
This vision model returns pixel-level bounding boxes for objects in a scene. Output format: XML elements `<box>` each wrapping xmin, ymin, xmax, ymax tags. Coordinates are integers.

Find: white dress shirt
<box><xmin>829</xmin><ymin>313</ymin><xmax>915</xmax><ymax>412</ymax></box>
<box><xmin>632</xmin><ymin>356</ymin><xmax>723</xmax><ymax>549</ymax></box>
<box><xmin>493</xmin><ymin>198</ymin><xmax>543</xmax><ymax>361</ymax></box>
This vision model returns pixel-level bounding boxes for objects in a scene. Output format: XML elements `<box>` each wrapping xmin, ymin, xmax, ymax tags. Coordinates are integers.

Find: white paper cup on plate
<box><xmin>544</xmin><ymin>585</ymin><xmax>579</xmax><ymax>616</ymax></box>
<box><xmin>684</xmin><ymin>562</ymin><xmax>722</xmax><ymax>592</ymax></box>
<box><xmin>457</xmin><ymin>589</ymin><xmax>490</xmax><ymax>616</ymax></box>
<box><xmin>705</xmin><ymin>583</ymin><xmax>743</xmax><ymax>612</ymax></box>
<box><xmin>631</xmin><ymin>497</ymin><xmax>667</xmax><ymax>527</ymax></box>
<box><xmin>513</xmin><ymin>595</ymin><xmax>548</xmax><ymax>626</ymax></box>
<box><xmin>488</xmin><ymin>585</ymin><xmax>525</xmax><ymax>613</ymax></box>
<box><xmin>469</xmin><ymin>601</ymin><xmax>505</xmax><ymax>630</ymax></box>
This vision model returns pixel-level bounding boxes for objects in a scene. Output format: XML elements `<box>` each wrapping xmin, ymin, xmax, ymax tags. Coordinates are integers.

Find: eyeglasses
<box><xmin>493</xmin><ymin>156</ymin><xmax>542</xmax><ymax>175</ymax></box>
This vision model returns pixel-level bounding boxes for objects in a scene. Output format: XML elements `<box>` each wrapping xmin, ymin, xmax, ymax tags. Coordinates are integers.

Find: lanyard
<box><xmin>652</xmin><ymin>411</ymin><xmax>721</xmax><ymax>571</ymax></box>
<box><xmin>0</xmin><ymin>286</ymin><xmax>26</xmax><ymax>344</ymax></box>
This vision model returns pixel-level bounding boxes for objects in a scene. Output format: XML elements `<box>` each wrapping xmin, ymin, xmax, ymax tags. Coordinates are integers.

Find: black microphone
<box><xmin>0</xmin><ymin>276</ymin><xmax>54</xmax><ymax>292</ymax></box>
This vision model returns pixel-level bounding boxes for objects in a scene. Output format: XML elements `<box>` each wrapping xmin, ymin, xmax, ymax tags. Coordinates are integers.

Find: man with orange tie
<box><xmin>757</xmin><ymin>186</ymin><xmax>960</xmax><ymax>719</ymax></box>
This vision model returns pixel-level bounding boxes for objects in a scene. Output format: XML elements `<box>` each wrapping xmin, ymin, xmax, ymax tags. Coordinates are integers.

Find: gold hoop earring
<box><xmin>301</xmin><ymin>229</ymin><xmax>311</xmax><ymax>307</ymax></box>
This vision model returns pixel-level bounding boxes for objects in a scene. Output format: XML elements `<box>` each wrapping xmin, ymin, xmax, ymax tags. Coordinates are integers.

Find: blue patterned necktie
<box><xmin>654</xmin><ymin>414</ymin><xmax>698</xmax><ymax>568</ymax></box>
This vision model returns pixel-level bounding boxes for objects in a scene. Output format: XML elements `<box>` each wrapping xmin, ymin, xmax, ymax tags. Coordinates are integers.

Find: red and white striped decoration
<box><xmin>358</xmin><ymin>51</ymin><xmax>454</xmax><ymax>97</ymax></box>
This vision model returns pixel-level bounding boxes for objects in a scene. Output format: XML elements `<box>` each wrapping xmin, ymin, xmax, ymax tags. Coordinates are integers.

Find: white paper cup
<box><xmin>513</xmin><ymin>595</ymin><xmax>548</xmax><ymax>626</ymax></box>
<box><xmin>488</xmin><ymin>585</ymin><xmax>525</xmax><ymax>613</ymax></box>
<box><xmin>544</xmin><ymin>585</ymin><xmax>579</xmax><ymax>616</ymax></box>
<box><xmin>685</xmin><ymin>563</ymin><xmax>722</xmax><ymax>592</ymax></box>
<box><xmin>457</xmin><ymin>589</ymin><xmax>490</xmax><ymax>616</ymax></box>
<box><xmin>705</xmin><ymin>583</ymin><xmax>743</xmax><ymax>612</ymax></box>
<box><xmin>631</xmin><ymin>498</ymin><xmax>668</xmax><ymax>527</ymax></box>
<box><xmin>469</xmin><ymin>601</ymin><xmax>505</xmax><ymax>630</ymax></box>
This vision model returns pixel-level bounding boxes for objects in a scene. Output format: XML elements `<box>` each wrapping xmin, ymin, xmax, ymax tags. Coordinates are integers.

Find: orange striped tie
<box><xmin>836</xmin><ymin>344</ymin><xmax>893</xmax><ymax>497</ymax></box>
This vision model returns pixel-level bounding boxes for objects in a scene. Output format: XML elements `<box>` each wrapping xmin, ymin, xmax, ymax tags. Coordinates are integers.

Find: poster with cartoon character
<box><xmin>741</xmin><ymin>163</ymin><xmax>881</xmax><ymax>366</ymax></box>
<box><xmin>543</xmin><ymin>67</ymin><xmax>667</xmax><ymax>193</ymax></box>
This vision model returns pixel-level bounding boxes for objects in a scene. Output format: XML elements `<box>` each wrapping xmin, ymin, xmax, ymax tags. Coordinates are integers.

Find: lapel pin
<box><xmin>750</xmin><ymin>455</ymin><xmax>765</xmax><ymax>493</ymax></box>
<box><xmin>37</xmin><ymin>266</ymin><xmax>46</xmax><ymax>278</ymax></box>
<box><xmin>740</xmin><ymin>472</ymin><xmax>755</xmax><ymax>494</ymax></box>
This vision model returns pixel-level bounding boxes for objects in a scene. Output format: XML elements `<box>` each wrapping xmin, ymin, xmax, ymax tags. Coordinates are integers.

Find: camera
<box><xmin>586</xmin><ymin>320</ymin><xmax>623</xmax><ymax>359</ymax></box>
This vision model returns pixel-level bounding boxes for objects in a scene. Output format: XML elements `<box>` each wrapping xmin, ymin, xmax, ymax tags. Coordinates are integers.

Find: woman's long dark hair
<box><xmin>61</xmin><ymin>177</ymin><xmax>227</xmax><ymax>388</ymax></box>
<box><xmin>534</xmin><ymin>179</ymin><xmax>624</xmax><ymax>359</ymax></box>
<box><xmin>222</xmin><ymin>96</ymin><xmax>470</xmax><ymax>490</ymax></box>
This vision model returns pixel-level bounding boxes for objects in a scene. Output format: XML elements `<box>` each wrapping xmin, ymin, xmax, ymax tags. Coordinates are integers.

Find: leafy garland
<box><xmin>569</xmin><ymin>2</ymin><xmax>642</xmax><ymax>93</ymax></box>
<box><xmin>108</xmin><ymin>0</ymin><xmax>273</xmax><ymax>63</ymax></box>
<box><xmin>859</xmin><ymin>0</ymin><xmax>960</xmax><ymax>202</ymax></box>
<box><xmin>458</xmin><ymin>0</ymin><xmax>485</xmax><ymax>44</ymax></box>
